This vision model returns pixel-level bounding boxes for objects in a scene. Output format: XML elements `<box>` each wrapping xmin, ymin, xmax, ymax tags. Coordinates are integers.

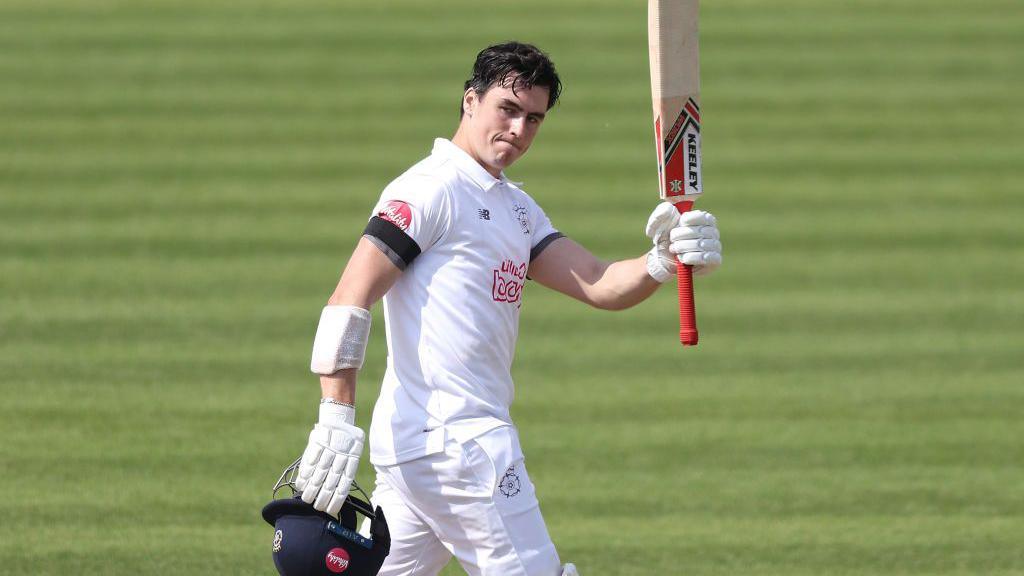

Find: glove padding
<box><xmin>645</xmin><ymin>202</ymin><xmax>722</xmax><ymax>281</ymax></box>
<box><xmin>294</xmin><ymin>407</ymin><xmax>364</xmax><ymax>518</ymax></box>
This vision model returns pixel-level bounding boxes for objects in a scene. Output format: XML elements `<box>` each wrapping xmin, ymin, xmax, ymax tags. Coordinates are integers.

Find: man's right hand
<box><xmin>294</xmin><ymin>402</ymin><xmax>365</xmax><ymax>518</ymax></box>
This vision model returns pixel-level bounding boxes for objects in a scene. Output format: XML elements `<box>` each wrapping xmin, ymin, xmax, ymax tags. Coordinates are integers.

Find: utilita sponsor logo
<box><xmin>378</xmin><ymin>200</ymin><xmax>412</xmax><ymax>231</ymax></box>
<box><xmin>325</xmin><ymin>547</ymin><xmax>350</xmax><ymax>573</ymax></box>
<box><xmin>492</xmin><ymin>259</ymin><xmax>526</xmax><ymax>306</ymax></box>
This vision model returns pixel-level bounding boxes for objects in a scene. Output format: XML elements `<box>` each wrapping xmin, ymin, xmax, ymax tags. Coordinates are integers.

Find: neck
<box><xmin>451</xmin><ymin>126</ymin><xmax>502</xmax><ymax>178</ymax></box>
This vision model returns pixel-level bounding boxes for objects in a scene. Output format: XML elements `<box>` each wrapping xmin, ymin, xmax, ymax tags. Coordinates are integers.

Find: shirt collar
<box><xmin>432</xmin><ymin>138</ymin><xmax>518</xmax><ymax>192</ymax></box>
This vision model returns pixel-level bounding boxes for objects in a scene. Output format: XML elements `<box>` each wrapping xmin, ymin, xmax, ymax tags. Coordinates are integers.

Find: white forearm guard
<box><xmin>310</xmin><ymin>305</ymin><xmax>372</xmax><ymax>375</ymax></box>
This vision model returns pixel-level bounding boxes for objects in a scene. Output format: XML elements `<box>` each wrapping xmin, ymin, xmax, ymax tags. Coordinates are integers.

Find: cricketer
<box><xmin>293</xmin><ymin>41</ymin><xmax>722</xmax><ymax>576</ymax></box>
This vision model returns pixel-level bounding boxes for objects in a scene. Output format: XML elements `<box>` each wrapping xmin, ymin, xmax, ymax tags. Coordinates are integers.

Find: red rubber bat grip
<box><xmin>674</xmin><ymin>200</ymin><xmax>698</xmax><ymax>346</ymax></box>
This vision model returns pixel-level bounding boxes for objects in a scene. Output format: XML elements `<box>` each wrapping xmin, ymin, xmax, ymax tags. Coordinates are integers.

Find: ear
<box><xmin>463</xmin><ymin>89</ymin><xmax>477</xmax><ymax>117</ymax></box>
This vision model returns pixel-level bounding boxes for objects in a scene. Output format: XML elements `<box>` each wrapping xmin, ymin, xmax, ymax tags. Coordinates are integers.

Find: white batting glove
<box><xmin>293</xmin><ymin>402</ymin><xmax>364</xmax><ymax>518</ymax></box>
<box><xmin>671</xmin><ymin>209</ymin><xmax>722</xmax><ymax>276</ymax></box>
<box><xmin>645</xmin><ymin>202</ymin><xmax>722</xmax><ymax>280</ymax></box>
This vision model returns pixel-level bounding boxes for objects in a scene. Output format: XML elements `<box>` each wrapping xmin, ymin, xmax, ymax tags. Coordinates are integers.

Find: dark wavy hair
<box><xmin>460</xmin><ymin>41</ymin><xmax>562</xmax><ymax>117</ymax></box>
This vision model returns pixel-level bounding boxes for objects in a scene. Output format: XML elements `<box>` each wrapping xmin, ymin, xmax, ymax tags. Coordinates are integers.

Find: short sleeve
<box><xmin>526</xmin><ymin>197</ymin><xmax>563</xmax><ymax>261</ymax></box>
<box><xmin>364</xmin><ymin>175</ymin><xmax>451</xmax><ymax>270</ymax></box>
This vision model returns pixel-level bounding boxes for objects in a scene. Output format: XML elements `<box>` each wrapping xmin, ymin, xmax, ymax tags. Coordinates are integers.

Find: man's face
<box><xmin>461</xmin><ymin>80</ymin><xmax>549</xmax><ymax>175</ymax></box>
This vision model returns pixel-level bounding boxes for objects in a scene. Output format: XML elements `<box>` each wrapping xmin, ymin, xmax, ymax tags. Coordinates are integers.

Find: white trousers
<box><xmin>371</xmin><ymin>426</ymin><xmax>562</xmax><ymax>576</ymax></box>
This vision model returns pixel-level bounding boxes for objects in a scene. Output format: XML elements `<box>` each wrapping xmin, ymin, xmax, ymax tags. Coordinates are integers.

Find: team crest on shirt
<box><xmin>499</xmin><ymin>464</ymin><xmax>521</xmax><ymax>498</ymax></box>
<box><xmin>492</xmin><ymin>259</ymin><xmax>526</xmax><ymax>306</ymax></box>
<box><xmin>511</xmin><ymin>203</ymin><xmax>530</xmax><ymax>235</ymax></box>
<box><xmin>378</xmin><ymin>200</ymin><xmax>412</xmax><ymax>231</ymax></box>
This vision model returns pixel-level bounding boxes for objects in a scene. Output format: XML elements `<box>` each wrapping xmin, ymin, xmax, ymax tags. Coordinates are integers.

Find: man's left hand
<box><xmin>645</xmin><ymin>202</ymin><xmax>722</xmax><ymax>281</ymax></box>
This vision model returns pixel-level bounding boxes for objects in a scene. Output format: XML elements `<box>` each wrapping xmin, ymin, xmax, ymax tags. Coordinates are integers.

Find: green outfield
<box><xmin>1</xmin><ymin>0</ymin><xmax>1022</xmax><ymax>573</ymax></box>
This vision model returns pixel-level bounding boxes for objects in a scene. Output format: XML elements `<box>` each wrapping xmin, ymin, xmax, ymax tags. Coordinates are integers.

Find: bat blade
<box><xmin>649</xmin><ymin>0</ymin><xmax>703</xmax><ymax>346</ymax></box>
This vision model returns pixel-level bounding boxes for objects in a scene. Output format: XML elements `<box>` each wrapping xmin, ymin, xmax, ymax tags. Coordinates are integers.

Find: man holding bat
<box><xmin>295</xmin><ymin>40</ymin><xmax>721</xmax><ymax>576</ymax></box>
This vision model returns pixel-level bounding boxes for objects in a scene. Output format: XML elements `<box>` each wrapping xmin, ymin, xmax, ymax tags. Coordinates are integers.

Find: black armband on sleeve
<box><xmin>363</xmin><ymin>216</ymin><xmax>421</xmax><ymax>270</ymax></box>
<box><xmin>530</xmin><ymin>232</ymin><xmax>564</xmax><ymax>261</ymax></box>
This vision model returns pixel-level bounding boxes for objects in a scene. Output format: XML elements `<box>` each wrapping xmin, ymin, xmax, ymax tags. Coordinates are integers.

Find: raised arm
<box><xmin>529</xmin><ymin>202</ymin><xmax>722</xmax><ymax>311</ymax></box>
<box><xmin>528</xmin><ymin>237</ymin><xmax>660</xmax><ymax>310</ymax></box>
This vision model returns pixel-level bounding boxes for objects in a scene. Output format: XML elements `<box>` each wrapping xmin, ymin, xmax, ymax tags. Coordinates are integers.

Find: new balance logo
<box><xmin>478</xmin><ymin>209</ymin><xmax>490</xmax><ymax>220</ymax></box>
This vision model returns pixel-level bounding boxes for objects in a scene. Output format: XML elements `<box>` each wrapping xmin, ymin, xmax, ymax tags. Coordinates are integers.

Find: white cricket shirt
<box><xmin>364</xmin><ymin>138</ymin><xmax>562</xmax><ymax>466</ymax></box>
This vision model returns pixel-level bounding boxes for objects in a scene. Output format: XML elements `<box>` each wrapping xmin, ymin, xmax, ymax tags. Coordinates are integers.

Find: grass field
<box><xmin>2</xmin><ymin>0</ymin><xmax>1022</xmax><ymax>574</ymax></box>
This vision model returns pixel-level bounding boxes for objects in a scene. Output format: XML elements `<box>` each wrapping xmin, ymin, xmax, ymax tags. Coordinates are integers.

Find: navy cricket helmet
<box><xmin>262</xmin><ymin>458</ymin><xmax>390</xmax><ymax>576</ymax></box>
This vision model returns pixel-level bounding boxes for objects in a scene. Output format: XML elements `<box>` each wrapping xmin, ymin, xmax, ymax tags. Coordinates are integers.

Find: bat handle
<box><xmin>673</xmin><ymin>200</ymin><xmax>698</xmax><ymax>346</ymax></box>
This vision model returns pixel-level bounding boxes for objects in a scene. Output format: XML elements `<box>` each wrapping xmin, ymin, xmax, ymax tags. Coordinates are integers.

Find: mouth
<box><xmin>495</xmin><ymin>137</ymin><xmax>520</xmax><ymax>151</ymax></box>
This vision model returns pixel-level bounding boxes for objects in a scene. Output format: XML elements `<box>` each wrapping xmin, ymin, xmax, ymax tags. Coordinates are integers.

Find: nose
<box><xmin>508</xmin><ymin>117</ymin><xmax>525</xmax><ymax>138</ymax></box>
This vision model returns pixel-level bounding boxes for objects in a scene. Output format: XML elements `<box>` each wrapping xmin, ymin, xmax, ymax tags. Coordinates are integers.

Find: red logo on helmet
<box><xmin>378</xmin><ymin>200</ymin><xmax>412</xmax><ymax>231</ymax></box>
<box><xmin>325</xmin><ymin>547</ymin><xmax>350</xmax><ymax>573</ymax></box>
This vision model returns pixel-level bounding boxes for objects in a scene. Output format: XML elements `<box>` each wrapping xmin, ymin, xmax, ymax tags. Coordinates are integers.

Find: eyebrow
<box><xmin>501</xmin><ymin>98</ymin><xmax>546</xmax><ymax>121</ymax></box>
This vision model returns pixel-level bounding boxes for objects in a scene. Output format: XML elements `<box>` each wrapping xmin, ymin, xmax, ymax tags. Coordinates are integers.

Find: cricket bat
<box><xmin>648</xmin><ymin>0</ymin><xmax>703</xmax><ymax>346</ymax></box>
